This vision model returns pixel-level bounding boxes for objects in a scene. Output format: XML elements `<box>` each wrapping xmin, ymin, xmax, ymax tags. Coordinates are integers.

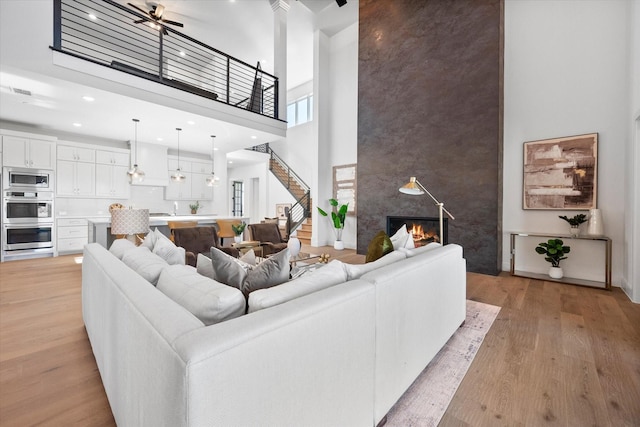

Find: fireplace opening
<box><xmin>387</xmin><ymin>216</ymin><xmax>448</xmax><ymax>246</ymax></box>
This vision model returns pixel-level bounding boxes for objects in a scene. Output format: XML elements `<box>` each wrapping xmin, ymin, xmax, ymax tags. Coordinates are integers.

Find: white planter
<box><xmin>549</xmin><ymin>266</ymin><xmax>563</xmax><ymax>279</ymax></box>
<box><xmin>569</xmin><ymin>226</ymin><xmax>580</xmax><ymax>237</ymax></box>
<box><xmin>234</xmin><ymin>235</ymin><xmax>242</xmax><ymax>244</ymax></box>
<box><xmin>333</xmin><ymin>240</ymin><xmax>344</xmax><ymax>250</ymax></box>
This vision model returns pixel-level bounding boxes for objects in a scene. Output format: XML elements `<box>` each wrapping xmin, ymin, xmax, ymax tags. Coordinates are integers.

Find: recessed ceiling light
<box><xmin>88</xmin><ymin>13</ymin><xmax>97</xmax><ymax>20</ymax></box>
<box><xmin>179</xmin><ymin>51</ymin><xmax>186</xmax><ymax>57</ymax></box>
<box><xmin>157</xmin><ymin>137</ymin><xmax>163</xmax><ymax>141</ymax></box>
<box><xmin>73</xmin><ymin>123</ymin><xmax>82</xmax><ymax>127</ymax></box>
<box><xmin>251</xmin><ymin>135</ymin><xmax>257</xmax><ymax>139</ymax></box>
<box><xmin>213</xmin><ymin>147</ymin><xmax>219</xmax><ymax>151</ymax></box>
<box><xmin>228</xmin><ymin>161</ymin><xmax>233</xmax><ymax>164</ymax></box>
<box><xmin>82</xmin><ymin>96</ymin><xmax>95</xmax><ymax>102</ymax></box>
<box><xmin>187</xmin><ymin>120</ymin><xmax>195</xmax><ymax>125</ymax></box>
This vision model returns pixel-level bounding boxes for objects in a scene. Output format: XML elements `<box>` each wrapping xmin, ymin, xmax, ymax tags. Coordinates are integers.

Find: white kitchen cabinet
<box><xmin>2</xmin><ymin>136</ymin><xmax>55</xmax><ymax>169</ymax></box>
<box><xmin>191</xmin><ymin>160</ymin><xmax>212</xmax><ymax>174</ymax></box>
<box><xmin>57</xmin><ymin>160</ymin><xmax>95</xmax><ymax>196</ymax></box>
<box><xmin>165</xmin><ymin>170</ymin><xmax>193</xmax><ymax>200</ymax></box>
<box><xmin>58</xmin><ymin>145</ymin><xmax>95</xmax><ymax>162</ymax></box>
<box><xmin>191</xmin><ymin>173</ymin><xmax>214</xmax><ymax>200</ymax></box>
<box><xmin>96</xmin><ymin>150</ymin><xmax>129</xmax><ymax>166</ymax></box>
<box><xmin>95</xmin><ymin>163</ymin><xmax>130</xmax><ymax>199</ymax></box>
<box><xmin>168</xmin><ymin>158</ymin><xmax>192</xmax><ymax>173</ymax></box>
<box><xmin>57</xmin><ymin>218</ymin><xmax>89</xmax><ymax>254</ymax></box>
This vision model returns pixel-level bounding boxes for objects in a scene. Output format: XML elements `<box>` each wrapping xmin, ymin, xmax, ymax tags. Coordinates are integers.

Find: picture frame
<box><xmin>523</xmin><ymin>133</ymin><xmax>598</xmax><ymax>210</ymax></box>
<box><xmin>276</xmin><ymin>203</ymin><xmax>291</xmax><ymax>218</ymax></box>
<box><xmin>333</xmin><ymin>164</ymin><xmax>357</xmax><ymax>216</ymax></box>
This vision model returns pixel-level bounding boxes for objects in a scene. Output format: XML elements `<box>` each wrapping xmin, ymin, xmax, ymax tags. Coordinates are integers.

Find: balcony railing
<box><xmin>52</xmin><ymin>0</ymin><xmax>279</xmax><ymax>119</ymax></box>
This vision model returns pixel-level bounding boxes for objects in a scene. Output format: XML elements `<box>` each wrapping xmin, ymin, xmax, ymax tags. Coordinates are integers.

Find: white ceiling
<box><xmin>0</xmin><ymin>0</ymin><xmax>358</xmax><ymax>159</ymax></box>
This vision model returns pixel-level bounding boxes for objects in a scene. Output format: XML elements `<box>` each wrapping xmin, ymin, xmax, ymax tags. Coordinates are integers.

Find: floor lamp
<box><xmin>399</xmin><ymin>177</ymin><xmax>455</xmax><ymax>245</ymax></box>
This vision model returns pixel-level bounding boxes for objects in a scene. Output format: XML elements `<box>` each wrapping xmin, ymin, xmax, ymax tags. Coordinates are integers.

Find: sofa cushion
<box><xmin>109</xmin><ymin>238</ymin><xmax>136</xmax><ymax>259</ymax></box>
<box><xmin>139</xmin><ymin>227</ymin><xmax>160</xmax><ymax>250</ymax></box>
<box><xmin>196</xmin><ymin>250</ymin><xmax>256</xmax><ymax>280</ymax></box>
<box><xmin>343</xmin><ymin>250</ymin><xmax>407</xmax><ymax>281</ymax></box>
<box><xmin>121</xmin><ymin>246</ymin><xmax>168</xmax><ymax>285</ymax></box>
<box><xmin>157</xmin><ymin>265</ymin><xmax>245</xmax><ymax>325</ymax></box>
<box><xmin>247</xmin><ymin>260</ymin><xmax>348</xmax><ymax>313</ymax></box>
<box><xmin>152</xmin><ymin>230</ymin><xmax>186</xmax><ymax>265</ymax></box>
<box><xmin>366</xmin><ymin>230</ymin><xmax>394</xmax><ymax>263</ymax></box>
<box><xmin>399</xmin><ymin>242</ymin><xmax>442</xmax><ymax>257</ymax></box>
<box><xmin>210</xmin><ymin>247</ymin><xmax>290</xmax><ymax>297</ymax></box>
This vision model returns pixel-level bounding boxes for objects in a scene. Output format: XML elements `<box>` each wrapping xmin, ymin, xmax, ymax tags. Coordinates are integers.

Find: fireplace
<box><xmin>387</xmin><ymin>216</ymin><xmax>448</xmax><ymax>246</ymax></box>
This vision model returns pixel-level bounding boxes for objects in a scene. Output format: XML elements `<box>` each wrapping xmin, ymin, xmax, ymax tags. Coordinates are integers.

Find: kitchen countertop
<box><xmin>87</xmin><ymin>214</ymin><xmax>237</xmax><ymax>225</ymax></box>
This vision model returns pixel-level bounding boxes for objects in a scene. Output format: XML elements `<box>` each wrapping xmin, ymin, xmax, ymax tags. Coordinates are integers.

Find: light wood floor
<box><xmin>1</xmin><ymin>251</ymin><xmax>639</xmax><ymax>426</ymax></box>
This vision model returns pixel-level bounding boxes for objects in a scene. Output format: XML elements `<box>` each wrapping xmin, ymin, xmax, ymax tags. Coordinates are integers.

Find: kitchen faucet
<box><xmin>173</xmin><ymin>201</ymin><xmax>178</xmax><ymax>216</ymax></box>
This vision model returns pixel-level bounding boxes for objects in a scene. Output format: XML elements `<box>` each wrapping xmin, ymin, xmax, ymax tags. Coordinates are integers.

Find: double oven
<box><xmin>2</xmin><ymin>167</ymin><xmax>55</xmax><ymax>261</ymax></box>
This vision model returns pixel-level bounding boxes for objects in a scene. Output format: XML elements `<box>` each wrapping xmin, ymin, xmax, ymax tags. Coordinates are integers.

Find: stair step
<box><xmin>296</xmin><ymin>229</ymin><xmax>312</xmax><ymax>239</ymax></box>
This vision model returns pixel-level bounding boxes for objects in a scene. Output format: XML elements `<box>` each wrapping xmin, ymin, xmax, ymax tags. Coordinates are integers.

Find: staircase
<box><xmin>248</xmin><ymin>144</ymin><xmax>312</xmax><ymax>241</ymax></box>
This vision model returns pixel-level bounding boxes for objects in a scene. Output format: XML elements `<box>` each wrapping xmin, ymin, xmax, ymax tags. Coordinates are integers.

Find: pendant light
<box><xmin>127</xmin><ymin>118</ymin><xmax>145</xmax><ymax>183</ymax></box>
<box><xmin>206</xmin><ymin>135</ymin><xmax>220</xmax><ymax>187</ymax></box>
<box><xmin>171</xmin><ymin>127</ymin><xmax>186</xmax><ymax>182</ymax></box>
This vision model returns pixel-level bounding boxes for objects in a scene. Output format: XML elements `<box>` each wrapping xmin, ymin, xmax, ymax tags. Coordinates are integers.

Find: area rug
<box><xmin>385</xmin><ymin>300</ymin><xmax>501</xmax><ymax>427</ymax></box>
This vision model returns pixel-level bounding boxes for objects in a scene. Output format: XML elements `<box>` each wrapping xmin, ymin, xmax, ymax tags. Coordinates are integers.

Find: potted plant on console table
<box><xmin>559</xmin><ymin>213</ymin><xmax>587</xmax><ymax>237</ymax></box>
<box><xmin>535</xmin><ymin>238</ymin><xmax>571</xmax><ymax>279</ymax></box>
<box><xmin>317</xmin><ymin>198</ymin><xmax>348</xmax><ymax>250</ymax></box>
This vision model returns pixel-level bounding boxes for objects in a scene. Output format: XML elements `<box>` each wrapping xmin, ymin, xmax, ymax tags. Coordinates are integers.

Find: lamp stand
<box><xmin>399</xmin><ymin>177</ymin><xmax>454</xmax><ymax>245</ymax></box>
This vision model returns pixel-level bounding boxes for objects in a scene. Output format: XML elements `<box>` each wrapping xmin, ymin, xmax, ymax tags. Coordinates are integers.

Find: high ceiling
<box><xmin>0</xmin><ymin>0</ymin><xmax>358</xmax><ymax>158</ymax></box>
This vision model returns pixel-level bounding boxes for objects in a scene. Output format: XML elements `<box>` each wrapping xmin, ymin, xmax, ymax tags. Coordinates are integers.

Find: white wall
<box><xmin>503</xmin><ymin>0</ymin><xmax>631</xmax><ymax>287</ymax></box>
<box><xmin>624</xmin><ymin>0</ymin><xmax>640</xmax><ymax>302</ymax></box>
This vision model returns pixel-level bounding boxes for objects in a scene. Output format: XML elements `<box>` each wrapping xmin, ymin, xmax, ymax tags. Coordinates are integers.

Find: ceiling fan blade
<box><xmin>133</xmin><ymin>18</ymin><xmax>150</xmax><ymax>24</ymax></box>
<box><xmin>127</xmin><ymin>3</ymin><xmax>150</xmax><ymax>16</ymax></box>
<box><xmin>161</xmin><ymin>19</ymin><xmax>184</xmax><ymax>27</ymax></box>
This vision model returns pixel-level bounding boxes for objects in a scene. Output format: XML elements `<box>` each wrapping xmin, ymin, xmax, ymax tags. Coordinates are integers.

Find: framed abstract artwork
<box><xmin>333</xmin><ymin>164</ymin><xmax>357</xmax><ymax>216</ymax></box>
<box><xmin>523</xmin><ymin>133</ymin><xmax>598</xmax><ymax>210</ymax></box>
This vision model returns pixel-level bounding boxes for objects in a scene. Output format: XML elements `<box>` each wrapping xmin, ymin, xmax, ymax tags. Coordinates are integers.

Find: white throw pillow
<box><xmin>121</xmin><ymin>246</ymin><xmax>168</xmax><ymax>286</ymax></box>
<box><xmin>248</xmin><ymin>260</ymin><xmax>347</xmax><ymax>313</ymax></box>
<box><xmin>390</xmin><ymin>224</ymin><xmax>415</xmax><ymax>250</ymax></box>
<box><xmin>152</xmin><ymin>230</ymin><xmax>186</xmax><ymax>265</ymax></box>
<box><xmin>139</xmin><ymin>227</ymin><xmax>160</xmax><ymax>250</ymax></box>
<box><xmin>343</xmin><ymin>250</ymin><xmax>407</xmax><ymax>281</ymax></box>
<box><xmin>157</xmin><ymin>265</ymin><xmax>245</xmax><ymax>325</ymax></box>
<box><xmin>109</xmin><ymin>238</ymin><xmax>136</xmax><ymax>259</ymax></box>
<box><xmin>197</xmin><ymin>250</ymin><xmax>256</xmax><ymax>280</ymax></box>
<box><xmin>210</xmin><ymin>247</ymin><xmax>290</xmax><ymax>297</ymax></box>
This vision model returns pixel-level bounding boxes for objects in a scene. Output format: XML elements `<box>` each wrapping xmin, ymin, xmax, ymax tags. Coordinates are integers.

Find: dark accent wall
<box><xmin>357</xmin><ymin>0</ymin><xmax>503</xmax><ymax>275</ymax></box>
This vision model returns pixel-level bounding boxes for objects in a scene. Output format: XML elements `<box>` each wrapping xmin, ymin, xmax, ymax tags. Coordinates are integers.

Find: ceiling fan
<box><xmin>127</xmin><ymin>3</ymin><xmax>184</xmax><ymax>35</ymax></box>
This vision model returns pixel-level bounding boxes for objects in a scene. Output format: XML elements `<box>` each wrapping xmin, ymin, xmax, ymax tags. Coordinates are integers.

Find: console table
<box><xmin>510</xmin><ymin>232</ymin><xmax>612</xmax><ymax>290</ymax></box>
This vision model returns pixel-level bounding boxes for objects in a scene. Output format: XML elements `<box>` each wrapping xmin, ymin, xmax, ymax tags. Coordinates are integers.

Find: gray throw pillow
<box><xmin>210</xmin><ymin>247</ymin><xmax>290</xmax><ymax>297</ymax></box>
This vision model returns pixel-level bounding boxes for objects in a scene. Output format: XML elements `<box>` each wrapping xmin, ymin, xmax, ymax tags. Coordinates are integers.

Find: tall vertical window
<box><xmin>287</xmin><ymin>94</ymin><xmax>313</xmax><ymax>128</ymax></box>
<box><xmin>232</xmin><ymin>181</ymin><xmax>243</xmax><ymax>216</ymax></box>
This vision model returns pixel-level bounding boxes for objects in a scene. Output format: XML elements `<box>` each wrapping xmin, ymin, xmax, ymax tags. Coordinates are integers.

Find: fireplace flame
<box><xmin>411</xmin><ymin>223</ymin><xmax>439</xmax><ymax>244</ymax></box>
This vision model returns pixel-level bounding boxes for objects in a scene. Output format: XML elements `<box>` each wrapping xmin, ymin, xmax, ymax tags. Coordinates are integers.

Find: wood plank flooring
<box><xmin>1</xmin><ymin>252</ymin><xmax>639</xmax><ymax>426</ymax></box>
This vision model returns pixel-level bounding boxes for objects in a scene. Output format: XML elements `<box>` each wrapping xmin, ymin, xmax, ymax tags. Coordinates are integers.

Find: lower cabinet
<box><xmin>57</xmin><ymin>218</ymin><xmax>89</xmax><ymax>254</ymax></box>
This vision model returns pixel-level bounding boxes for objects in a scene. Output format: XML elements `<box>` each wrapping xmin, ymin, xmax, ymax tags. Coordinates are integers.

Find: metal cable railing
<box><xmin>52</xmin><ymin>0</ymin><xmax>279</xmax><ymax>119</ymax></box>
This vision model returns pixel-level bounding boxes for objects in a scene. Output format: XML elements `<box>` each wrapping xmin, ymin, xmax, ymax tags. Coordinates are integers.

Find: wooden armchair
<box><xmin>173</xmin><ymin>226</ymin><xmax>239</xmax><ymax>266</ymax></box>
<box><xmin>247</xmin><ymin>222</ymin><xmax>288</xmax><ymax>256</ymax></box>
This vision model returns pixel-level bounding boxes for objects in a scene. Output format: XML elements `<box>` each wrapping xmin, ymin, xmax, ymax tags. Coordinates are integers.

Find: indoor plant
<box><xmin>317</xmin><ymin>198</ymin><xmax>348</xmax><ymax>250</ymax></box>
<box><xmin>535</xmin><ymin>238</ymin><xmax>571</xmax><ymax>279</ymax></box>
<box><xmin>231</xmin><ymin>221</ymin><xmax>246</xmax><ymax>243</ymax></box>
<box><xmin>559</xmin><ymin>214</ymin><xmax>587</xmax><ymax>237</ymax></box>
<box><xmin>189</xmin><ymin>201</ymin><xmax>200</xmax><ymax>214</ymax></box>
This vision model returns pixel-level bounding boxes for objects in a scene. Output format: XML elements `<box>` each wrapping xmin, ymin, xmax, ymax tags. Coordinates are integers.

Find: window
<box><xmin>232</xmin><ymin>181</ymin><xmax>243</xmax><ymax>216</ymax></box>
<box><xmin>287</xmin><ymin>94</ymin><xmax>313</xmax><ymax>128</ymax></box>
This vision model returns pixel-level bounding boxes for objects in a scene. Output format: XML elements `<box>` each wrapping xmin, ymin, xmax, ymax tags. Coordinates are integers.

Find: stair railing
<box><xmin>248</xmin><ymin>144</ymin><xmax>311</xmax><ymax>236</ymax></box>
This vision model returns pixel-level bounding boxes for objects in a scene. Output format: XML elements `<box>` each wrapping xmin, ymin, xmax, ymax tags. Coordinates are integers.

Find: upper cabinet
<box><xmin>2</xmin><ymin>136</ymin><xmax>55</xmax><ymax>169</ymax></box>
<box><xmin>131</xmin><ymin>142</ymin><xmax>169</xmax><ymax>187</ymax></box>
<box><xmin>165</xmin><ymin>156</ymin><xmax>214</xmax><ymax>201</ymax></box>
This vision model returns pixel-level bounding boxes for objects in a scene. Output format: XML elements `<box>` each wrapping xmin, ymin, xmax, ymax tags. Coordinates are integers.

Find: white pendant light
<box><xmin>206</xmin><ymin>135</ymin><xmax>220</xmax><ymax>187</ymax></box>
<box><xmin>127</xmin><ymin>118</ymin><xmax>145</xmax><ymax>183</ymax></box>
<box><xmin>171</xmin><ymin>127</ymin><xmax>186</xmax><ymax>182</ymax></box>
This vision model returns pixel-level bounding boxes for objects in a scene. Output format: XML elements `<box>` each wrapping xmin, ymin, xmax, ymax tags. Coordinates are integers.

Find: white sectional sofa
<box><xmin>82</xmin><ymin>241</ymin><xmax>466</xmax><ymax>426</ymax></box>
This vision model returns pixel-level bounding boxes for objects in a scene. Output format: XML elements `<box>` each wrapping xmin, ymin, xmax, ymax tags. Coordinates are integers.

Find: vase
<box><xmin>549</xmin><ymin>266</ymin><xmax>563</xmax><ymax>279</ymax></box>
<box><xmin>234</xmin><ymin>235</ymin><xmax>242</xmax><ymax>244</ymax></box>
<box><xmin>287</xmin><ymin>236</ymin><xmax>301</xmax><ymax>258</ymax></box>
<box><xmin>569</xmin><ymin>225</ymin><xmax>580</xmax><ymax>237</ymax></box>
<box><xmin>587</xmin><ymin>208</ymin><xmax>604</xmax><ymax>236</ymax></box>
<box><xmin>334</xmin><ymin>240</ymin><xmax>344</xmax><ymax>250</ymax></box>
<box><xmin>191</xmin><ymin>209</ymin><xmax>197</xmax><ymax>214</ymax></box>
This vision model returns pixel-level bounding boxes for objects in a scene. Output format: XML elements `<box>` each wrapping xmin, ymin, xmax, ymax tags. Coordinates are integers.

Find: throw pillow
<box><xmin>139</xmin><ymin>227</ymin><xmax>159</xmax><ymax>250</ymax></box>
<box><xmin>152</xmin><ymin>232</ymin><xmax>186</xmax><ymax>265</ymax></box>
<box><xmin>389</xmin><ymin>224</ymin><xmax>409</xmax><ymax>250</ymax></box>
<box><xmin>365</xmin><ymin>230</ymin><xmax>394</xmax><ymax>263</ymax></box>
<box><xmin>210</xmin><ymin>247</ymin><xmax>290</xmax><ymax>297</ymax></box>
<box><xmin>196</xmin><ymin>250</ymin><xmax>256</xmax><ymax>280</ymax></box>
<box><xmin>109</xmin><ymin>238</ymin><xmax>136</xmax><ymax>259</ymax></box>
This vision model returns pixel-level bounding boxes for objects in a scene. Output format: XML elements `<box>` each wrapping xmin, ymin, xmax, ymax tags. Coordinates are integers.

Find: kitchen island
<box><xmin>89</xmin><ymin>215</ymin><xmax>249</xmax><ymax>248</ymax></box>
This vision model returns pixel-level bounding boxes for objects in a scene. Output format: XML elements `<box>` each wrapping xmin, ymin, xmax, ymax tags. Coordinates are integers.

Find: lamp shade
<box><xmin>111</xmin><ymin>208</ymin><xmax>150</xmax><ymax>236</ymax></box>
<box><xmin>399</xmin><ymin>177</ymin><xmax>425</xmax><ymax>195</ymax></box>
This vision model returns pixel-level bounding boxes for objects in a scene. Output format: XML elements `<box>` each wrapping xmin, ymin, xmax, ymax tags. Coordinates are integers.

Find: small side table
<box><xmin>510</xmin><ymin>232</ymin><xmax>612</xmax><ymax>290</ymax></box>
<box><xmin>232</xmin><ymin>240</ymin><xmax>264</xmax><ymax>258</ymax></box>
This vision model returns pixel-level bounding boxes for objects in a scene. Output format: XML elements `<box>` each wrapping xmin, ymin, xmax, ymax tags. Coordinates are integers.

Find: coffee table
<box><xmin>290</xmin><ymin>252</ymin><xmax>325</xmax><ymax>279</ymax></box>
<box><xmin>232</xmin><ymin>240</ymin><xmax>265</xmax><ymax>258</ymax></box>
